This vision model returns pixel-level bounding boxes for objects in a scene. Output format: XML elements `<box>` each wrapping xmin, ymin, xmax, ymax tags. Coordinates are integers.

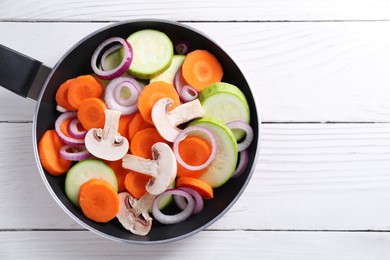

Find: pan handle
<box><xmin>0</xmin><ymin>44</ymin><xmax>51</xmax><ymax>101</ymax></box>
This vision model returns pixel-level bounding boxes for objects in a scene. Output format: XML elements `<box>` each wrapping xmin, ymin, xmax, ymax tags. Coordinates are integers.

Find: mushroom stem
<box><xmin>132</xmin><ymin>193</ymin><xmax>157</xmax><ymax>217</ymax></box>
<box><xmin>122</xmin><ymin>155</ymin><xmax>159</xmax><ymax>178</ymax></box>
<box><xmin>122</xmin><ymin>142</ymin><xmax>177</xmax><ymax>195</ymax></box>
<box><xmin>102</xmin><ymin>109</ymin><xmax>121</xmax><ymax>143</ymax></box>
<box><xmin>169</xmin><ymin>99</ymin><xmax>204</xmax><ymax>125</ymax></box>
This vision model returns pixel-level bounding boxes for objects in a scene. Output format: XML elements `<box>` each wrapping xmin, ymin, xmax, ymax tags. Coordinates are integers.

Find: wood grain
<box><xmin>0</xmin><ymin>230</ymin><xmax>390</xmax><ymax>260</ymax></box>
<box><xmin>1</xmin><ymin>122</ymin><xmax>390</xmax><ymax>231</ymax></box>
<box><xmin>2</xmin><ymin>22</ymin><xmax>390</xmax><ymax>122</ymax></box>
<box><xmin>1</xmin><ymin>0</ymin><xmax>390</xmax><ymax>21</ymax></box>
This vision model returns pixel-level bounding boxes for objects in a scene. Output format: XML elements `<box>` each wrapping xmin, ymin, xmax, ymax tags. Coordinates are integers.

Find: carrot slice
<box><xmin>105</xmin><ymin>159</ymin><xmax>129</xmax><ymax>192</ymax></box>
<box><xmin>176</xmin><ymin>176</ymin><xmax>214</xmax><ymax>199</ymax></box>
<box><xmin>55</xmin><ymin>79</ymin><xmax>77</xmax><ymax>111</ymax></box>
<box><xmin>130</xmin><ymin>128</ymin><xmax>169</xmax><ymax>159</ymax></box>
<box><xmin>59</xmin><ymin>117</ymin><xmax>73</xmax><ymax>138</ymax></box>
<box><xmin>118</xmin><ymin>114</ymin><xmax>136</xmax><ymax>142</ymax></box>
<box><xmin>77</xmin><ymin>97</ymin><xmax>107</xmax><ymax>130</ymax></box>
<box><xmin>38</xmin><ymin>129</ymin><xmax>72</xmax><ymax>176</ymax></box>
<box><xmin>137</xmin><ymin>81</ymin><xmax>181</xmax><ymax>124</ymax></box>
<box><xmin>67</xmin><ymin>75</ymin><xmax>104</xmax><ymax>109</ymax></box>
<box><xmin>182</xmin><ymin>50</ymin><xmax>223</xmax><ymax>92</ymax></box>
<box><xmin>128</xmin><ymin>112</ymin><xmax>153</xmax><ymax>142</ymax></box>
<box><xmin>176</xmin><ymin>136</ymin><xmax>212</xmax><ymax>178</ymax></box>
<box><xmin>124</xmin><ymin>171</ymin><xmax>152</xmax><ymax>199</ymax></box>
<box><xmin>78</xmin><ymin>178</ymin><xmax>119</xmax><ymax>223</ymax></box>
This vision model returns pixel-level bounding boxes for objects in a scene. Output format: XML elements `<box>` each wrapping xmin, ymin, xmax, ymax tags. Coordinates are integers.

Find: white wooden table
<box><xmin>2</xmin><ymin>1</ymin><xmax>390</xmax><ymax>259</ymax></box>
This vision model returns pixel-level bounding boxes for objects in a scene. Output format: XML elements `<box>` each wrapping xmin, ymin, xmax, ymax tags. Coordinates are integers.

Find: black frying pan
<box><xmin>0</xmin><ymin>19</ymin><xmax>260</xmax><ymax>244</ymax></box>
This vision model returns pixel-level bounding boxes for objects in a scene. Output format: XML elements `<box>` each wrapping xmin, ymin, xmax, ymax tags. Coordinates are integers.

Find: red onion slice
<box><xmin>152</xmin><ymin>188</ymin><xmax>195</xmax><ymax>225</ymax></box>
<box><xmin>60</xmin><ymin>145</ymin><xmax>92</xmax><ymax>161</ymax></box>
<box><xmin>68</xmin><ymin>118</ymin><xmax>87</xmax><ymax>139</ymax></box>
<box><xmin>173</xmin><ymin>67</ymin><xmax>185</xmax><ymax>95</ymax></box>
<box><xmin>233</xmin><ymin>149</ymin><xmax>249</xmax><ymax>178</ymax></box>
<box><xmin>113</xmin><ymin>81</ymin><xmax>139</xmax><ymax>107</ymax></box>
<box><xmin>173</xmin><ymin>67</ymin><xmax>199</xmax><ymax>103</ymax></box>
<box><xmin>56</xmin><ymin>105</ymin><xmax>67</xmax><ymax>113</ymax></box>
<box><xmin>104</xmin><ymin>76</ymin><xmax>143</xmax><ymax>115</ymax></box>
<box><xmin>180</xmin><ymin>85</ymin><xmax>198</xmax><ymax>102</ymax></box>
<box><xmin>173</xmin><ymin>126</ymin><xmax>217</xmax><ymax>171</ymax></box>
<box><xmin>55</xmin><ymin>112</ymin><xmax>85</xmax><ymax>145</ymax></box>
<box><xmin>91</xmin><ymin>37</ymin><xmax>133</xmax><ymax>80</ymax></box>
<box><xmin>174</xmin><ymin>187</ymin><xmax>204</xmax><ymax>214</ymax></box>
<box><xmin>227</xmin><ymin>120</ymin><xmax>254</xmax><ymax>152</ymax></box>
<box><xmin>100</xmin><ymin>44</ymin><xmax>122</xmax><ymax>71</ymax></box>
<box><xmin>174</xmin><ymin>40</ymin><xmax>190</xmax><ymax>54</ymax></box>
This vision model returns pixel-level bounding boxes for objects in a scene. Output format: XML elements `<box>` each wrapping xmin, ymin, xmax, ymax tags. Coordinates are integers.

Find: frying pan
<box><xmin>0</xmin><ymin>19</ymin><xmax>260</xmax><ymax>244</ymax></box>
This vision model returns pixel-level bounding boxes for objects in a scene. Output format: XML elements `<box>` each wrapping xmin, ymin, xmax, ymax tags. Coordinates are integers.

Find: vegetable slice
<box><xmin>38</xmin><ymin>129</ymin><xmax>72</xmax><ymax>176</ymax></box>
<box><xmin>130</xmin><ymin>128</ymin><xmax>168</xmax><ymax>159</ymax></box>
<box><xmin>152</xmin><ymin>188</ymin><xmax>195</xmax><ymax>225</ymax></box>
<box><xmin>150</xmin><ymin>54</ymin><xmax>185</xmax><ymax>85</ymax></box>
<box><xmin>126</xmin><ymin>29</ymin><xmax>173</xmax><ymax>79</ymax></box>
<box><xmin>176</xmin><ymin>177</ymin><xmax>214</xmax><ymax>199</ymax></box>
<box><xmin>199</xmin><ymin>82</ymin><xmax>250</xmax><ymax>140</ymax></box>
<box><xmin>65</xmin><ymin>159</ymin><xmax>118</xmax><ymax>207</ymax></box>
<box><xmin>182</xmin><ymin>49</ymin><xmax>223</xmax><ymax>92</ymax></box>
<box><xmin>77</xmin><ymin>97</ymin><xmax>107</xmax><ymax>130</ymax></box>
<box><xmin>67</xmin><ymin>75</ymin><xmax>104</xmax><ymax>109</ymax></box>
<box><xmin>91</xmin><ymin>37</ymin><xmax>133</xmax><ymax>80</ymax></box>
<box><xmin>190</xmin><ymin>118</ymin><xmax>238</xmax><ymax>188</ymax></box>
<box><xmin>175</xmin><ymin>136</ymin><xmax>213</xmax><ymax>178</ymax></box>
<box><xmin>137</xmin><ymin>81</ymin><xmax>181</xmax><ymax>124</ymax></box>
<box><xmin>79</xmin><ymin>178</ymin><xmax>120</xmax><ymax>223</ymax></box>
<box><xmin>55</xmin><ymin>79</ymin><xmax>76</xmax><ymax>111</ymax></box>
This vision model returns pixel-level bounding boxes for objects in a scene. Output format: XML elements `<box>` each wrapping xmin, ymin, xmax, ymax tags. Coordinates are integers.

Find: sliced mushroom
<box><xmin>116</xmin><ymin>192</ymin><xmax>153</xmax><ymax>236</ymax></box>
<box><xmin>84</xmin><ymin>109</ymin><xmax>129</xmax><ymax>161</ymax></box>
<box><xmin>151</xmin><ymin>98</ymin><xmax>204</xmax><ymax>142</ymax></box>
<box><xmin>122</xmin><ymin>142</ymin><xmax>177</xmax><ymax>195</ymax></box>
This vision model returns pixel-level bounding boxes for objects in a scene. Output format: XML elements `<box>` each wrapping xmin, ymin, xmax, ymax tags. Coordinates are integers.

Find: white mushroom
<box><xmin>117</xmin><ymin>142</ymin><xmax>177</xmax><ymax>236</ymax></box>
<box><xmin>84</xmin><ymin>109</ymin><xmax>129</xmax><ymax>161</ymax></box>
<box><xmin>122</xmin><ymin>142</ymin><xmax>177</xmax><ymax>195</ymax></box>
<box><xmin>116</xmin><ymin>192</ymin><xmax>153</xmax><ymax>236</ymax></box>
<box><xmin>151</xmin><ymin>98</ymin><xmax>204</xmax><ymax>142</ymax></box>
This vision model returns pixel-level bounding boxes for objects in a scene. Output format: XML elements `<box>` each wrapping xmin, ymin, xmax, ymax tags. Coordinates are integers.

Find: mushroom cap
<box><xmin>85</xmin><ymin>129</ymin><xmax>129</xmax><ymax>161</ymax></box>
<box><xmin>146</xmin><ymin>142</ymin><xmax>177</xmax><ymax>195</ymax></box>
<box><xmin>151</xmin><ymin>98</ymin><xmax>180</xmax><ymax>142</ymax></box>
<box><xmin>152</xmin><ymin>98</ymin><xmax>205</xmax><ymax>142</ymax></box>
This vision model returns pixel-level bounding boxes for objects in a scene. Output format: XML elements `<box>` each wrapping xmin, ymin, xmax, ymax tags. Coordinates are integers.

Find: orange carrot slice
<box><xmin>176</xmin><ymin>176</ymin><xmax>214</xmax><ymax>199</ymax></box>
<box><xmin>78</xmin><ymin>178</ymin><xmax>119</xmax><ymax>223</ymax></box>
<box><xmin>124</xmin><ymin>171</ymin><xmax>152</xmax><ymax>199</ymax></box>
<box><xmin>130</xmin><ymin>127</ymin><xmax>169</xmax><ymax>159</ymax></box>
<box><xmin>137</xmin><ymin>81</ymin><xmax>181</xmax><ymax>124</ymax></box>
<box><xmin>176</xmin><ymin>136</ymin><xmax>212</xmax><ymax>178</ymax></box>
<box><xmin>182</xmin><ymin>50</ymin><xmax>223</xmax><ymax>92</ymax></box>
<box><xmin>77</xmin><ymin>97</ymin><xmax>107</xmax><ymax>130</ymax></box>
<box><xmin>105</xmin><ymin>159</ymin><xmax>130</xmax><ymax>192</ymax></box>
<box><xmin>55</xmin><ymin>79</ymin><xmax>77</xmax><ymax>111</ymax></box>
<box><xmin>59</xmin><ymin>117</ymin><xmax>73</xmax><ymax>138</ymax></box>
<box><xmin>38</xmin><ymin>129</ymin><xmax>72</xmax><ymax>176</ymax></box>
<box><xmin>67</xmin><ymin>75</ymin><xmax>104</xmax><ymax>109</ymax></box>
<box><xmin>127</xmin><ymin>112</ymin><xmax>153</xmax><ymax>142</ymax></box>
<box><xmin>118</xmin><ymin>114</ymin><xmax>136</xmax><ymax>142</ymax></box>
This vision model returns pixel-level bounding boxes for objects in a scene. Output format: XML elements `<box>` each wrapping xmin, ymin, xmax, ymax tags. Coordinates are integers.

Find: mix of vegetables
<box><xmin>38</xmin><ymin>29</ymin><xmax>254</xmax><ymax>236</ymax></box>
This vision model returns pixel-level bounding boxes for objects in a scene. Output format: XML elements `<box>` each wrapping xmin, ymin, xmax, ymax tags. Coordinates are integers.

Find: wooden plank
<box><xmin>1</xmin><ymin>122</ymin><xmax>390</xmax><ymax>230</ymax></box>
<box><xmin>2</xmin><ymin>22</ymin><xmax>390</xmax><ymax>122</ymax></box>
<box><xmin>1</xmin><ymin>230</ymin><xmax>390</xmax><ymax>259</ymax></box>
<box><xmin>2</xmin><ymin>0</ymin><xmax>390</xmax><ymax>21</ymax></box>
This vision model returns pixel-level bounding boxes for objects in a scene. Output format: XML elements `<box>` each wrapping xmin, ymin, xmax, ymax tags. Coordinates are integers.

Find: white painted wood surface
<box><xmin>1</xmin><ymin>1</ymin><xmax>390</xmax><ymax>259</ymax></box>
